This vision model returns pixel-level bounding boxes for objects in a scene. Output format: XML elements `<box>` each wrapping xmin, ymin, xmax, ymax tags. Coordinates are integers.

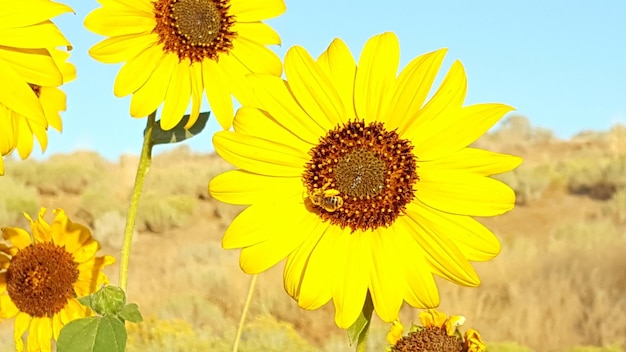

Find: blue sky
<box><xmin>39</xmin><ymin>0</ymin><xmax>626</xmax><ymax>160</ymax></box>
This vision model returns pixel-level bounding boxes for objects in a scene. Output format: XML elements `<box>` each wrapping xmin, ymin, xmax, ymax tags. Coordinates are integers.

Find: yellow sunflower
<box><xmin>0</xmin><ymin>208</ymin><xmax>115</xmax><ymax>352</ymax></box>
<box><xmin>0</xmin><ymin>48</ymin><xmax>75</xmax><ymax>176</ymax></box>
<box><xmin>85</xmin><ymin>0</ymin><xmax>285</xmax><ymax>131</ymax></box>
<box><xmin>209</xmin><ymin>32</ymin><xmax>522</xmax><ymax>328</ymax></box>
<box><xmin>0</xmin><ymin>0</ymin><xmax>73</xmax><ymax>175</ymax></box>
<box><xmin>387</xmin><ymin>310</ymin><xmax>486</xmax><ymax>352</ymax></box>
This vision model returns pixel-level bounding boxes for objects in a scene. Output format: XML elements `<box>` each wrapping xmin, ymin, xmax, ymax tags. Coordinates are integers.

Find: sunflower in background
<box><xmin>0</xmin><ymin>0</ymin><xmax>74</xmax><ymax>175</ymax></box>
<box><xmin>85</xmin><ymin>0</ymin><xmax>286</xmax><ymax>131</ymax></box>
<box><xmin>209</xmin><ymin>32</ymin><xmax>522</xmax><ymax>328</ymax></box>
<box><xmin>0</xmin><ymin>208</ymin><xmax>114</xmax><ymax>352</ymax></box>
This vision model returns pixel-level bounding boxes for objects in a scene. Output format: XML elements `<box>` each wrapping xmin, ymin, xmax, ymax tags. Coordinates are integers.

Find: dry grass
<box><xmin>1</xmin><ymin>119</ymin><xmax>626</xmax><ymax>351</ymax></box>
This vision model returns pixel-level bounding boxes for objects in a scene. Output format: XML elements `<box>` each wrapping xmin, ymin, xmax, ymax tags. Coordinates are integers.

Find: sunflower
<box><xmin>387</xmin><ymin>310</ymin><xmax>486</xmax><ymax>352</ymax></box>
<box><xmin>0</xmin><ymin>208</ymin><xmax>115</xmax><ymax>352</ymax></box>
<box><xmin>209</xmin><ymin>32</ymin><xmax>522</xmax><ymax>328</ymax></box>
<box><xmin>0</xmin><ymin>48</ymin><xmax>75</xmax><ymax>176</ymax></box>
<box><xmin>0</xmin><ymin>0</ymin><xmax>73</xmax><ymax>175</ymax></box>
<box><xmin>85</xmin><ymin>0</ymin><xmax>285</xmax><ymax>131</ymax></box>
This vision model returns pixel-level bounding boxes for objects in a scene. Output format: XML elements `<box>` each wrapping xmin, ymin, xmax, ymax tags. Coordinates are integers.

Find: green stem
<box><xmin>119</xmin><ymin>111</ymin><xmax>156</xmax><ymax>291</ymax></box>
<box><xmin>232</xmin><ymin>274</ymin><xmax>258</xmax><ymax>352</ymax></box>
<box><xmin>355</xmin><ymin>293</ymin><xmax>374</xmax><ymax>352</ymax></box>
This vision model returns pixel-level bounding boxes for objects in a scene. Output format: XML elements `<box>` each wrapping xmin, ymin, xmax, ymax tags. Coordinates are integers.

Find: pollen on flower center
<box><xmin>6</xmin><ymin>242</ymin><xmax>79</xmax><ymax>317</ymax></box>
<box><xmin>153</xmin><ymin>0</ymin><xmax>236</xmax><ymax>62</ymax></box>
<box><xmin>391</xmin><ymin>327</ymin><xmax>464</xmax><ymax>352</ymax></box>
<box><xmin>303</xmin><ymin>120</ymin><xmax>419</xmax><ymax>232</ymax></box>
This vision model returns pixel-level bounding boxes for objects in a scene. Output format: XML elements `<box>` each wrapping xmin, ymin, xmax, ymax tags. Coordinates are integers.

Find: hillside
<box><xmin>1</xmin><ymin>116</ymin><xmax>625</xmax><ymax>351</ymax></box>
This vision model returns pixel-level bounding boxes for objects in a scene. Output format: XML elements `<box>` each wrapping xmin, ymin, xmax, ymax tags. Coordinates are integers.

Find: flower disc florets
<box><xmin>154</xmin><ymin>0</ymin><xmax>236</xmax><ymax>62</ymax></box>
<box><xmin>6</xmin><ymin>242</ymin><xmax>79</xmax><ymax>317</ymax></box>
<box><xmin>303</xmin><ymin>120</ymin><xmax>418</xmax><ymax>232</ymax></box>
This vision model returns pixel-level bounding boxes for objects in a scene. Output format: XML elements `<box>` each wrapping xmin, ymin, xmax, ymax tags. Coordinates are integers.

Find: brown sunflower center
<box><xmin>6</xmin><ymin>242</ymin><xmax>79</xmax><ymax>317</ymax></box>
<box><xmin>28</xmin><ymin>84</ymin><xmax>41</xmax><ymax>97</ymax></box>
<box><xmin>153</xmin><ymin>0</ymin><xmax>236</xmax><ymax>62</ymax></box>
<box><xmin>391</xmin><ymin>327</ymin><xmax>465</xmax><ymax>352</ymax></box>
<box><xmin>303</xmin><ymin>120</ymin><xmax>418</xmax><ymax>232</ymax></box>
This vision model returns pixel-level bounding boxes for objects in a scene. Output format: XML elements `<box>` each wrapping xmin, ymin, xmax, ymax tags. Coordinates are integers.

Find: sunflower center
<box><xmin>335</xmin><ymin>149</ymin><xmax>386</xmax><ymax>198</ymax></box>
<box><xmin>28</xmin><ymin>83</ymin><xmax>41</xmax><ymax>97</ymax></box>
<box><xmin>303</xmin><ymin>120</ymin><xmax>419</xmax><ymax>232</ymax></box>
<box><xmin>391</xmin><ymin>327</ymin><xmax>464</xmax><ymax>352</ymax></box>
<box><xmin>153</xmin><ymin>0</ymin><xmax>236</xmax><ymax>62</ymax></box>
<box><xmin>6</xmin><ymin>242</ymin><xmax>79</xmax><ymax>317</ymax></box>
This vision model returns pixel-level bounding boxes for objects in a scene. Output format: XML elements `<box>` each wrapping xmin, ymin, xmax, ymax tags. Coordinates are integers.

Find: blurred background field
<box><xmin>0</xmin><ymin>116</ymin><xmax>625</xmax><ymax>352</ymax></box>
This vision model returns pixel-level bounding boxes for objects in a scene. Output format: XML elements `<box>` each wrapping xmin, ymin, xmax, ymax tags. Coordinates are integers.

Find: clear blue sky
<box><xmin>39</xmin><ymin>0</ymin><xmax>626</xmax><ymax>160</ymax></box>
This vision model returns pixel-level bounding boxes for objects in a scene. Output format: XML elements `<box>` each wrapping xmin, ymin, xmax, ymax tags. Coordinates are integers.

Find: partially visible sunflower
<box><xmin>209</xmin><ymin>32</ymin><xmax>522</xmax><ymax>328</ymax></box>
<box><xmin>0</xmin><ymin>48</ymin><xmax>75</xmax><ymax>175</ymax></box>
<box><xmin>85</xmin><ymin>0</ymin><xmax>285</xmax><ymax>131</ymax></box>
<box><xmin>387</xmin><ymin>310</ymin><xmax>486</xmax><ymax>352</ymax></box>
<box><xmin>0</xmin><ymin>0</ymin><xmax>74</xmax><ymax>175</ymax></box>
<box><xmin>0</xmin><ymin>208</ymin><xmax>115</xmax><ymax>352</ymax></box>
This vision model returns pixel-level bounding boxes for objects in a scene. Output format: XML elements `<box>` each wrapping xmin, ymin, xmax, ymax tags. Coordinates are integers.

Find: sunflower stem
<box><xmin>355</xmin><ymin>293</ymin><xmax>374</xmax><ymax>352</ymax></box>
<box><xmin>119</xmin><ymin>111</ymin><xmax>156</xmax><ymax>292</ymax></box>
<box><xmin>232</xmin><ymin>274</ymin><xmax>258</xmax><ymax>352</ymax></box>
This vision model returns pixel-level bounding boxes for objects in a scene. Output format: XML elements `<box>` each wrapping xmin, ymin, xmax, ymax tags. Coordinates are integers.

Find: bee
<box><xmin>307</xmin><ymin>182</ymin><xmax>344</xmax><ymax>212</ymax></box>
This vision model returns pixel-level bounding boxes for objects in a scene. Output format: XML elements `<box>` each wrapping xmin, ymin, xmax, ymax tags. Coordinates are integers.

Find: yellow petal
<box><xmin>209</xmin><ymin>169</ymin><xmax>302</xmax><ymax>205</ymax></box>
<box><xmin>84</xmin><ymin>7</ymin><xmax>154</xmax><ymax>37</ymax></box>
<box><xmin>419</xmin><ymin>309</ymin><xmax>448</xmax><ymax>328</ymax></box>
<box><xmin>160</xmin><ymin>61</ymin><xmax>191</xmax><ymax>131</ymax></box>
<box><xmin>230</xmin><ymin>37</ymin><xmax>282</xmax><ymax>76</ymax></box>
<box><xmin>418</xmin><ymin>148</ymin><xmax>523</xmax><ymax>176</ymax></box>
<box><xmin>0</xmin><ymin>62</ymin><xmax>45</xmax><ymax>125</ymax></box>
<box><xmin>414</xmin><ymin>103</ymin><xmax>515</xmax><ymax>161</ymax></box>
<box><xmin>369</xmin><ymin>228</ymin><xmax>404</xmax><ymax>322</ymax></box>
<box><xmin>89</xmin><ymin>32</ymin><xmax>158</xmax><ymax>64</ymax></box>
<box><xmin>246</xmin><ymin>74</ymin><xmax>326</xmax><ymax>143</ymax></box>
<box><xmin>222</xmin><ymin>193</ymin><xmax>305</xmax><ymax>249</ymax></box>
<box><xmin>14</xmin><ymin>312</ymin><xmax>31</xmax><ymax>352</ymax></box>
<box><xmin>233</xmin><ymin>107</ymin><xmax>313</xmax><ymax>151</ymax></box>
<box><xmin>203</xmin><ymin>58</ymin><xmax>234</xmax><ymax>130</ymax></box>
<box><xmin>316</xmin><ymin>38</ymin><xmax>357</xmax><ymax>121</ymax></box>
<box><xmin>407</xmin><ymin>201</ymin><xmax>501</xmax><ymax>262</ymax></box>
<box><xmin>39</xmin><ymin>87</ymin><xmax>65</xmax><ymax>132</ymax></box>
<box><xmin>403</xmin><ymin>204</ymin><xmax>481</xmax><ymax>286</ymax></box>
<box><xmin>129</xmin><ymin>52</ymin><xmax>177</xmax><ymax>118</ymax></box>
<box><xmin>2</xmin><ymin>227</ymin><xmax>32</xmax><ymax>250</ymax></box>
<box><xmin>403</xmin><ymin>61</ymin><xmax>467</xmax><ymax>143</ymax></box>
<box><xmin>188</xmin><ymin>62</ymin><xmax>203</xmax><ymax>127</ymax></box>
<box><xmin>113</xmin><ymin>44</ymin><xmax>164</xmax><ymax>97</ymax></box>
<box><xmin>0</xmin><ymin>294</ymin><xmax>20</xmax><ymax>318</ymax></box>
<box><xmin>387</xmin><ymin>217</ymin><xmax>440</xmax><ymax>309</ymax></box>
<box><xmin>332</xmin><ymin>228</ymin><xmax>371</xmax><ymax>329</ymax></box>
<box><xmin>0</xmin><ymin>47</ymin><xmax>63</xmax><ymax>86</ymax></box>
<box><xmin>0</xmin><ymin>0</ymin><xmax>73</xmax><ymax>29</ymax></box>
<box><xmin>28</xmin><ymin>316</ymin><xmax>53</xmax><ymax>352</ymax></box>
<box><xmin>213</xmin><ymin>131</ymin><xmax>307</xmax><ymax>177</ymax></box>
<box><xmin>0</xmin><ymin>21</ymin><xmax>70</xmax><ymax>48</ymax></box>
<box><xmin>16</xmin><ymin>118</ymin><xmax>37</xmax><ymax>159</ymax></box>
<box><xmin>285</xmin><ymin>46</ymin><xmax>345</xmax><ymax>128</ymax></box>
<box><xmin>229</xmin><ymin>0</ymin><xmax>286</xmax><ymax>22</ymax></box>
<box><xmin>354</xmin><ymin>32</ymin><xmax>399</xmax><ymax>123</ymax></box>
<box><xmin>233</xmin><ymin>22</ymin><xmax>281</xmax><ymax>45</ymax></box>
<box><xmin>387</xmin><ymin>48</ymin><xmax>447</xmax><ymax>132</ymax></box>
<box><xmin>283</xmin><ymin>222</ymin><xmax>331</xmax><ymax>308</ymax></box>
<box><xmin>416</xmin><ymin>168</ymin><xmax>516</xmax><ymax>216</ymax></box>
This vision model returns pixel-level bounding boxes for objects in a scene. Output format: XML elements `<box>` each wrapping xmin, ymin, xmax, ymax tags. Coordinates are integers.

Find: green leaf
<box><xmin>150</xmin><ymin>112</ymin><xmax>210</xmax><ymax>145</ymax></box>
<box><xmin>347</xmin><ymin>292</ymin><xmax>374</xmax><ymax>350</ymax></box>
<box><xmin>90</xmin><ymin>286</ymin><xmax>126</xmax><ymax>316</ymax></box>
<box><xmin>57</xmin><ymin>316</ymin><xmax>127</xmax><ymax>352</ymax></box>
<box><xmin>118</xmin><ymin>303</ymin><xmax>143</xmax><ymax>323</ymax></box>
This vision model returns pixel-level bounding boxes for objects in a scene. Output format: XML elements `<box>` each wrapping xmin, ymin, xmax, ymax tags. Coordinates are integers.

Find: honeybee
<box><xmin>307</xmin><ymin>182</ymin><xmax>344</xmax><ymax>212</ymax></box>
